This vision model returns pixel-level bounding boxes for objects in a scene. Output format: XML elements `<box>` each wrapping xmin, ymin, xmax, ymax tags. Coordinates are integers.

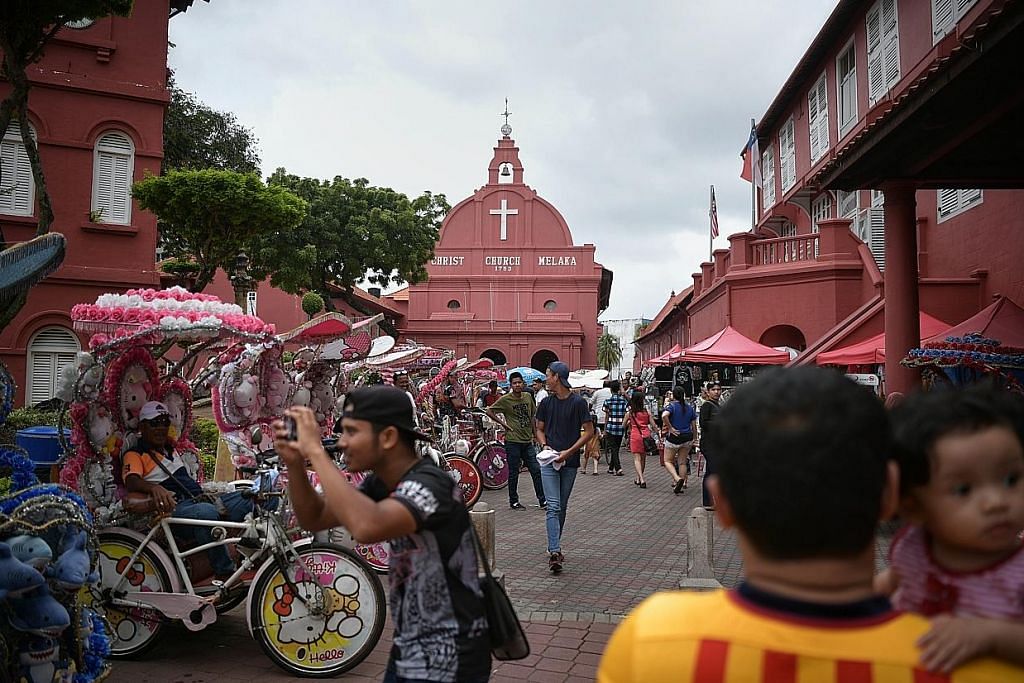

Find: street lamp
<box><xmin>229</xmin><ymin>250</ymin><xmax>254</xmax><ymax>311</ymax></box>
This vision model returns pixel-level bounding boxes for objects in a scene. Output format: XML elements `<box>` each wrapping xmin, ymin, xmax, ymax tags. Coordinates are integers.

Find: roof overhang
<box><xmin>816</xmin><ymin>2</ymin><xmax>1024</xmax><ymax>190</ymax></box>
<box><xmin>598</xmin><ymin>266</ymin><xmax>613</xmax><ymax>313</ymax></box>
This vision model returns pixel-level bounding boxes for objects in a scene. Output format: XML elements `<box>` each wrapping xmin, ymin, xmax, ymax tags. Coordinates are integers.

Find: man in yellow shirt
<box><xmin>597</xmin><ymin>367</ymin><xmax>1022</xmax><ymax>683</ymax></box>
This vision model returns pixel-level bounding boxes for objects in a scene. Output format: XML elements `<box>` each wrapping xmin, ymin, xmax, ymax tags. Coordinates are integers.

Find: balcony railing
<box><xmin>751</xmin><ymin>233</ymin><xmax>819</xmax><ymax>266</ymax></box>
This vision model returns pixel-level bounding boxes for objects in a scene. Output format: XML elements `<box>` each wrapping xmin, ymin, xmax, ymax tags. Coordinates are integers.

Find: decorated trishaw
<box><xmin>61</xmin><ymin>288</ymin><xmax>386</xmax><ymax>677</ymax></box>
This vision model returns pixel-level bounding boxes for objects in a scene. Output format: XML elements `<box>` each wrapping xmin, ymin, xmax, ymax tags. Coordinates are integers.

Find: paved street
<box><xmin>108</xmin><ymin>462</ymin><xmax>892</xmax><ymax>682</ymax></box>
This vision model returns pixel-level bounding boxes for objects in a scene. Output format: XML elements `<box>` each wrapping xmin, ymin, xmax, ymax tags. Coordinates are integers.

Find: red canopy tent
<box><xmin>683</xmin><ymin>326</ymin><xmax>790</xmax><ymax>365</ymax></box>
<box><xmin>816</xmin><ymin>312</ymin><xmax>951</xmax><ymax>366</ymax></box>
<box><xmin>647</xmin><ymin>343</ymin><xmax>683</xmax><ymax>366</ymax></box>
<box><xmin>923</xmin><ymin>296</ymin><xmax>1024</xmax><ymax>347</ymax></box>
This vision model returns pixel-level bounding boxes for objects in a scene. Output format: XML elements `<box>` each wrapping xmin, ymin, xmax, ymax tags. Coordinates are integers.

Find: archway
<box><xmin>759</xmin><ymin>324</ymin><xmax>807</xmax><ymax>351</ymax></box>
<box><xmin>480</xmin><ymin>348</ymin><xmax>507</xmax><ymax>366</ymax></box>
<box><xmin>530</xmin><ymin>349</ymin><xmax>558</xmax><ymax>372</ymax></box>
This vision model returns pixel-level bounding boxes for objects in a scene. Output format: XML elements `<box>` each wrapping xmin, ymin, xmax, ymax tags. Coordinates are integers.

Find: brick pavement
<box><xmin>104</xmin><ymin>460</ymin><xmax>895</xmax><ymax>682</ymax></box>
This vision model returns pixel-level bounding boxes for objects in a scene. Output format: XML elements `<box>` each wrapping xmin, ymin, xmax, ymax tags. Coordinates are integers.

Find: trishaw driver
<box><xmin>122</xmin><ymin>401</ymin><xmax>257</xmax><ymax>581</ymax></box>
<box><xmin>273</xmin><ymin>386</ymin><xmax>492</xmax><ymax>683</ymax></box>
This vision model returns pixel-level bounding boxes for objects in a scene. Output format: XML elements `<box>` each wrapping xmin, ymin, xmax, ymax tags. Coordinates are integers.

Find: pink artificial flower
<box><xmin>89</xmin><ymin>333</ymin><xmax>110</xmax><ymax>348</ymax></box>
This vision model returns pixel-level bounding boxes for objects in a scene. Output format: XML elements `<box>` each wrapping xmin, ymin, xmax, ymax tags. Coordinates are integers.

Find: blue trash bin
<box><xmin>15</xmin><ymin>426</ymin><xmax>70</xmax><ymax>482</ymax></box>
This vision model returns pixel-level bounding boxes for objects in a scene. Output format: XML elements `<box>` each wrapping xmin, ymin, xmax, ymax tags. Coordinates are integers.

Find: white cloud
<box><xmin>169</xmin><ymin>0</ymin><xmax>836</xmax><ymax>318</ymax></box>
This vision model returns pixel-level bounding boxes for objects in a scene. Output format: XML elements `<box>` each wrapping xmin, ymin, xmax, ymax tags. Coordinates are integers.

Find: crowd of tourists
<box><xmin>264</xmin><ymin>364</ymin><xmax>1024</xmax><ymax>681</ymax></box>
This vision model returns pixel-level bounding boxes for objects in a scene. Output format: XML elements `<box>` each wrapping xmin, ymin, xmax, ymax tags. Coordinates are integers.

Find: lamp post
<box><xmin>229</xmin><ymin>251</ymin><xmax>254</xmax><ymax>312</ymax></box>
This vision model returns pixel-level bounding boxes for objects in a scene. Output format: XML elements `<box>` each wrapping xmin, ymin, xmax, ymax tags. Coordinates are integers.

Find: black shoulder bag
<box><xmin>468</xmin><ymin>524</ymin><xmax>530</xmax><ymax>660</ymax></box>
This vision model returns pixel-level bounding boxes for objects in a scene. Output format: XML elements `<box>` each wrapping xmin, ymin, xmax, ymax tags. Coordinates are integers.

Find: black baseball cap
<box><xmin>342</xmin><ymin>385</ymin><xmax>431</xmax><ymax>441</ymax></box>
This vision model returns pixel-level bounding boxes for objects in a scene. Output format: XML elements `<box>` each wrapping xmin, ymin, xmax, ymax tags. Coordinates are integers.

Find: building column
<box><xmin>882</xmin><ymin>183</ymin><xmax>920</xmax><ymax>395</ymax></box>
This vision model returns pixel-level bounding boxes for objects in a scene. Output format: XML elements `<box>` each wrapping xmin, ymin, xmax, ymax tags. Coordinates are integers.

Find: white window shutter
<box><xmin>838</xmin><ymin>189</ymin><xmax>860</xmax><ymax>218</ymax></box>
<box><xmin>866</xmin><ymin>4</ymin><xmax>885</xmax><ymax>104</ymax></box>
<box><xmin>868</xmin><ymin>207</ymin><xmax>886</xmax><ymax>270</ymax></box>
<box><xmin>809</xmin><ymin>74</ymin><xmax>829</xmax><ymax>163</ymax></box>
<box><xmin>29</xmin><ymin>353</ymin><xmax>56</xmax><ymax>406</ymax></box>
<box><xmin>933</xmin><ymin>0</ymin><xmax>954</xmax><ymax>40</ymax></box>
<box><xmin>1</xmin><ymin>122</ymin><xmax>35</xmax><ymax>216</ymax></box>
<box><xmin>961</xmin><ymin>188</ymin><xmax>982</xmax><ymax>207</ymax></box>
<box><xmin>92</xmin><ymin>131</ymin><xmax>134</xmax><ymax>225</ymax></box>
<box><xmin>761</xmin><ymin>146</ymin><xmax>776</xmax><ymax>210</ymax></box>
<box><xmin>780</xmin><ymin>120</ymin><xmax>796</xmax><ymax>191</ymax></box>
<box><xmin>882</xmin><ymin>0</ymin><xmax>901</xmax><ymax>89</ymax></box>
<box><xmin>27</xmin><ymin>326</ymin><xmax>80</xmax><ymax>406</ymax></box>
<box><xmin>937</xmin><ymin>188</ymin><xmax>960</xmax><ymax>219</ymax></box>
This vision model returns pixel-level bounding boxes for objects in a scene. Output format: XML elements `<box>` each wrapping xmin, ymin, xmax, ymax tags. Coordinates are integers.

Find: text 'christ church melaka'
<box><xmin>399</xmin><ymin>121</ymin><xmax>612</xmax><ymax>371</ymax></box>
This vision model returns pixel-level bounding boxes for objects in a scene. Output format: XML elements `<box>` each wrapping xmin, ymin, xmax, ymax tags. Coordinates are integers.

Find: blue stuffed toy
<box><xmin>7</xmin><ymin>586</ymin><xmax>71</xmax><ymax>636</ymax></box>
<box><xmin>46</xmin><ymin>529</ymin><xmax>98</xmax><ymax>591</ymax></box>
<box><xmin>0</xmin><ymin>542</ymin><xmax>45</xmax><ymax>601</ymax></box>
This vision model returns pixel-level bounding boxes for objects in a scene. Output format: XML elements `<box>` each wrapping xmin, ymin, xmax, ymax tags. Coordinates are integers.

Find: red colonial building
<box><xmin>639</xmin><ymin>0</ymin><xmax>1024</xmax><ymax>392</ymax></box>
<box><xmin>0</xmin><ymin>2</ymin><xmax>178</xmax><ymax>406</ymax></box>
<box><xmin>398</xmin><ymin>125</ymin><xmax>613</xmax><ymax>370</ymax></box>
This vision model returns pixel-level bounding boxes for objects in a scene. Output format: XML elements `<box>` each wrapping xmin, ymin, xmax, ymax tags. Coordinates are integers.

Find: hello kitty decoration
<box><xmin>259</xmin><ymin>346</ymin><xmax>291</xmax><ymax>421</ymax></box>
<box><xmin>103</xmin><ymin>347</ymin><xmax>158</xmax><ymax>432</ymax></box>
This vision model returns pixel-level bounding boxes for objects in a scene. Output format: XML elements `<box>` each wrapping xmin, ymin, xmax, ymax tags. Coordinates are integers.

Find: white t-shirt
<box><xmin>534</xmin><ymin>388</ymin><xmax>548</xmax><ymax>404</ymax></box>
<box><xmin>591</xmin><ymin>387</ymin><xmax>612</xmax><ymax>423</ymax></box>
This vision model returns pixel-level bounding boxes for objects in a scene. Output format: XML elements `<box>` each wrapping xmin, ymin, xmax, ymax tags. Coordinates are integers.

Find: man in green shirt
<box><xmin>487</xmin><ymin>371</ymin><xmax>546</xmax><ymax>510</ymax></box>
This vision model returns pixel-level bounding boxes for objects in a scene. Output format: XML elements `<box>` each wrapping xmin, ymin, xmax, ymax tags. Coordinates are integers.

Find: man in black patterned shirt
<box><xmin>275</xmin><ymin>387</ymin><xmax>491</xmax><ymax>682</ymax></box>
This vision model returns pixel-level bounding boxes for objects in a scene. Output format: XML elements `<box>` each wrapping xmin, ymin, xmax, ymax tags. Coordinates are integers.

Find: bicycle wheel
<box><xmin>474</xmin><ymin>441</ymin><xmax>509</xmax><ymax>490</ymax></box>
<box><xmin>444</xmin><ymin>454</ymin><xmax>483</xmax><ymax>507</ymax></box>
<box><xmin>249</xmin><ymin>543</ymin><xmax>386</xmax><ymax>678</ymax></box>
<box><xmin>354</xmin><ymin>541</ymin><xmax>390</xmax><ymax>574</ymax></box>
<box><xmin>82</xmin><ymin>529</ymin><xmax>174</xmax><ymax>657</ymax></box>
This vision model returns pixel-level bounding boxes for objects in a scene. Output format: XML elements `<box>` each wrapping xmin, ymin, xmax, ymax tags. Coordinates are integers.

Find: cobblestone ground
<box><xmin>107</xmin><ymin>457</ymin><xmax>895</xmax><ymax>682</ymax></box>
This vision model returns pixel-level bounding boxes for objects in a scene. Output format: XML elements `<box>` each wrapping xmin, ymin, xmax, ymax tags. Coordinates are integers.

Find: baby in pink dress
<box><xmin>877</xmin><ymin>386</ymin><xmax>1024</xmax><ymax>673</ymax></box>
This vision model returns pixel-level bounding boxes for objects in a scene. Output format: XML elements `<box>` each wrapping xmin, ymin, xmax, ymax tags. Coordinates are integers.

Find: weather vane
<box><xmin>500</xmin><ymin>98</ymin><xmax>512</xmax><ymax>138</ymax></box>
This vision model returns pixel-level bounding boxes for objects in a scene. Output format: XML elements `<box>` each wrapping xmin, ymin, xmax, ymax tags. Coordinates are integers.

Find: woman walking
<box><xmin>660</xmin><ymin>387</ymin><xmax>697</xmax><ymax>494</ymax></box>
<box><xmin>624</xmin><ymin>391</ymin><xmax>653</xmax><ymax>488</ymax></box>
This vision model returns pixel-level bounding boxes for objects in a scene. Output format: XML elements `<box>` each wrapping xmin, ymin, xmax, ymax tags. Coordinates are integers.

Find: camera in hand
<box><xmin>283</xmin><ymin>415</ymin><xmax>298</xmax><ymax>442</ymax></box>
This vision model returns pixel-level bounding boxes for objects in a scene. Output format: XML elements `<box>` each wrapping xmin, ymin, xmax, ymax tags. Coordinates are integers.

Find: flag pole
<box><xmin>750</xmin><ymin>118</ymin><xmax>756</xmax><ymax>233</ymax></box>
<box><xmin>709</xmin><ymin>184</ymin><xmax>714</xmax><ymax>261</ymax></box>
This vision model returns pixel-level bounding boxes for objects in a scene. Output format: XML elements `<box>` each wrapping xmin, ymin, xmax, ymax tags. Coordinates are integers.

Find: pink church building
<box><xmin>398</xmin><ymin>124</ymin><xmax>613</xmax><ymax>370</ymax></box>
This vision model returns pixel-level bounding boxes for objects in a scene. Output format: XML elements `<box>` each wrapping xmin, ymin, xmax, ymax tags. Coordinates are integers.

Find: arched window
<box><xmin>447</xmin><ymin>299</ymin><xmax>461</xmax><ymax>310</ymax></box>
<box><xmin>92</xmin><ymin>131</ymin><xmax>135</xmax><ymax>224</ymax></box>
<box><xmin>543</xmin><ymin>299</ymin><xmax>557</xmax><ymax>311</ymax></box>
<box><xmin>27</xmin><ymin>326</ymin><xmax>80</xmax><ymax>406</ymax></box>
<box><xmin>0</xmin><ymin>121</ymin><xmax>36</xmax><ymax>217</ymax></box>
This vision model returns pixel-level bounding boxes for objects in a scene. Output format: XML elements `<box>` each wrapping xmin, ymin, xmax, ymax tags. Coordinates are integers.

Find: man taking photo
<box><xmin>273</xmin><ymin>386</ymin><xmax>491</xmax><ymax>682</ymax></box>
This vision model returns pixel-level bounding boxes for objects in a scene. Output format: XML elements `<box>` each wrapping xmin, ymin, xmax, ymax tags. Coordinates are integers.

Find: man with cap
<box><xmin>530</xmin><ymin>376</ymin><xmax>548</xmax><ymax>404</ymax></box>
<box><xmin>534</xmin><ymin>361</ymin><xmax>594</xmax><ymax>574</ymax></box>
<box><xmin>273</xmin><ymin>386</ymin><xmax>491</xmax><ymax>683</ymax></box>
<box><xmin>122</xmin><ymin>401</ymin><xmax>256</xmax><ymax>583</ymax></box>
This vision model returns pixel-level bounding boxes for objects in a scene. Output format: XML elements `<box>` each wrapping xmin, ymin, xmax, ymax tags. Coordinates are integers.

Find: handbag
<box><xmin>469</xmin><ymin>524</ymin><xmax>530</xmax><ymax>660</ymax></box>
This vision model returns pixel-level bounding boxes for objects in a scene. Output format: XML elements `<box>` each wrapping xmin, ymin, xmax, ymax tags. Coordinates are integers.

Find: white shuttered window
<box><xmin>779</xmin><ymin>118</ymin><xmax>796</xmax><ymax>192</ymax></box>
<box><xmin>27</xmin><ymin>326</ymin><xmax>80</xmax><ymax>406</ymax></box>
<box><xmin>92</xmin><ymin>131</ymin><xmax>134</xmax><ymax>225</ymax></box>
<box><xmin>760</xmin><ymin>145</ymin><xmax>776</xmax><ymax>211</ymax></box>
<box><xmin>933</xmin><ymin>0</ymin><xmax>978</xmax><ymax>43</ymax></box>
<box><xmin>867</xmin><ymin>0</ymin><xmax>900</xmax><ymax>105</ymax></box>
<box><xmin>808</xmin><ymin>73</ymin><xmax>830</xmax><ymax>163</ymax></box>
<box><xmin>812</xmin><ymin>194</ymin><xmax>833</xmax><ymax>232</ymax></box>
<box><xmin>0</xmin><ymin>121</ymin><xmax>35</xmax><ymax>217</ymax></box>
<box><xmin>937</xmin><ymin>188</ymin><xmax>983</xmax><ymax>222</ymax></box>
<box><xmin>836</xmin><ymin>42</ymin><xmax>858</xmax><ymax>136</ymax></box>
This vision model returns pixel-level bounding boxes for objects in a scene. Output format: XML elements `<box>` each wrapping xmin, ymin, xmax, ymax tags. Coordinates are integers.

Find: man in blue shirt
<box><xmin>534</xmin><ymin>361</ymin><xmax>594</xmax><ymax>574</ymax></box>
<box><xmin>602</xmin><ymin>380</ymin><xmax>628</xmax><ymax>476</ymax></box>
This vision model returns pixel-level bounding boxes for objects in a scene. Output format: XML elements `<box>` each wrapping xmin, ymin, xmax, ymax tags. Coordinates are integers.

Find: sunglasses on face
<box><xmin>145</xmin><ymin>416</ymin><xmax>171</xmax><ymax>427</ymax></box>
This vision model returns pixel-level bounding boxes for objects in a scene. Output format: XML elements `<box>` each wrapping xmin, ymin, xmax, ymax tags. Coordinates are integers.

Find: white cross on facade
<box><xmin>489</xmin><ymin>198</ymin><xmax>518</xmax><ymax>241</ymax></box>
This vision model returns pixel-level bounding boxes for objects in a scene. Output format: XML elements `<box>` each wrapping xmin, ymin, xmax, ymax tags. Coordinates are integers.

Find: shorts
<box><xmin>663</xmin><ymin>434</ymin><xmax>693</xmax><ymax>452</ymax></box>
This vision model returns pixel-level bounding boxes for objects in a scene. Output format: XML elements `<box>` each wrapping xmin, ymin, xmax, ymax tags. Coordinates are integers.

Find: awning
<box><xmin>817</xmin><ymin>312</ymin><xmax>951</xmax><ymax>366</ymax></box>
<box><xmin>684</xmin><ymin>327</ymin><xmax>790</xmax><ymax>365</ymax></box>
<box><xmin>647</xmin><ymin>344</ymin><xmax>683</xmax><ymax>366</ymax></box>
<box><xmin>923</xmin><ymin>296</ymin><xmax>1024</xmax><ymax>348</ymax></box>
<box><xmin>278</xmin><ymin>312</ymin><xmax>353</xmax><ymax>344</ymax></box>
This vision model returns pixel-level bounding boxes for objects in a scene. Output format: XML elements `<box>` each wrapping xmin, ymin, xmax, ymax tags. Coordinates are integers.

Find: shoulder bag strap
<box><xmin>467</xmin><ymin>521</ymin><xmax>495</xmax><ymax>580</ymax></box>
<box><xmin>150</xmin><ymin>449</ymin><xmax>197</xmax><ymax>501</ymax></box>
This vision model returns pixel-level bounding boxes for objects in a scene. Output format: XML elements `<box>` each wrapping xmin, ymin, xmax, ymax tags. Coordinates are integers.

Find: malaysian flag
<box><xmin>710</xmin><ymin>185</ymin><xmax>719</xmax><ymax>239</ymax></box>
<box><xmin>740</xmin><ymin>122</ymin><xmax>762</xmax><ymax>188</ymax></box>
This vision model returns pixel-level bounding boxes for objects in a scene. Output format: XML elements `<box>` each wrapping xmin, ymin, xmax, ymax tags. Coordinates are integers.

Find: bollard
<box><xmin>679</xmin><ymin>506</ymin><xmax>722</xmax><ymax>591</ymax></box>
<box><xmin>469</xmin><ymin>501</ymin><xmax>505</xmax><ymax>587</ymax></box>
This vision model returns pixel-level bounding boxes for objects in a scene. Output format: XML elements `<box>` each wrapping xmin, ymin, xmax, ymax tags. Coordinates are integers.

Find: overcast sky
<box><xmin>168</xmin><ymin>1</ymin><xmax>835</xmax><ymax>322</ymax></box>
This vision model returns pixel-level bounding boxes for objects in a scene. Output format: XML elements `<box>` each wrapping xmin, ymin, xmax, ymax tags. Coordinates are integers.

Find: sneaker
<box><xmin>538</xmin><ymin>500</ymin><xmax>547</xmax><ymax>509</ymax></box>
<box><xmin>607</xmin><ymin>468</ymin><xmax>615</xmax><ymax>474</ymax></box>
<box><xmin>548</xmin><ymin>552</ymin><xmax>563</xmax><ymax>574</ymax></box>
<box><xmin>510</xmin><ymin>502</ymin><xmax>525</xmax><ymax>510</ymax></box>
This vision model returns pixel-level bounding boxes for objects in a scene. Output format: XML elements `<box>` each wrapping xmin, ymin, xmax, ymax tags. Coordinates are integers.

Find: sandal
<box><xmin>673</xmin><ymin>478</ymin><xmax>686</xmax><ymax>495</ymax></box>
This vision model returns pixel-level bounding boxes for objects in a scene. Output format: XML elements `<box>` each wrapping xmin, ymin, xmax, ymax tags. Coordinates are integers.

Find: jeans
<box><xmin>504</xmin><ymin>441</ymin><xmax>544</xmax><ymax>506</ymax></box>
<box><xmin>701</xmin><ymin>450</ymin><xmax>716</xmax><ymax>507</ymax></box>
<box><xmin>172</xmin><ymin>491</ymin><xmax>255</xmax><ymax>576</ymax></box>
<box><xmin>540</xmin><ymin>464</ymin><xmax>578</xmax><ymax>553</ymax></box>
<box><xmin>603</xmin><ymin>433</ymin><xmax>623</xmax><ymax>471</ymax></box>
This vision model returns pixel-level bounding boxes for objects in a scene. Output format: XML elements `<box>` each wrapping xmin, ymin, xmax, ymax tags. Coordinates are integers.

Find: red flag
<box><xmin>740</xmin><ymin>123</ymin><xmax>761</xmax><ymax>187</ymax></box>
<box><xmin>710</xmin><ymin>185</ymin><xmax>719</xmax><ymax>239</ymax></box>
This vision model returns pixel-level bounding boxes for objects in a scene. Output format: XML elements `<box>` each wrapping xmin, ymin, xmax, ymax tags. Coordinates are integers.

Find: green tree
<box><xmin>254</xmin><ymin>169</ymin><xmax>448</xmax><ymax>336</ymax></box>
<box><xmin>133</xmin><ymin>169</ymin><xmax>306</xmax><ymax>292</ymax></box>
<box><xmin>301</xmin><ymin>291</ymin><xmax>324</xmax><ymax>319</ymax></box>
<box><xmin>162</xmin><ymin>71</ymin><xmax>260</xmax><ymax>174</ymax></box>
<box><xmin>0</xmin><ymin>1</ymin><xmax>133</xmax><ymax>237</ymax></box>
<box><xmin>597</xmin><ymin>332</ymin><xmax>623</xmax><ymax>372</ymax></box>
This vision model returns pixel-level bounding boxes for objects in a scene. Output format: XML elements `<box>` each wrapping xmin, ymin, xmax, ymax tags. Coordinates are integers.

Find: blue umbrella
<box><xmin>501</xmin><ymin>366</ymin><xmax>545</xmax><ymax>386</ymax></box>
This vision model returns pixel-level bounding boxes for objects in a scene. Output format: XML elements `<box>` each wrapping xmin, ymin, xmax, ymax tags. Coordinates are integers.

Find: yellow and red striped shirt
<box><xmin>597</xmin><ymin>590</ymin><xmax>1021</xmax><ymax>683</ymax></box>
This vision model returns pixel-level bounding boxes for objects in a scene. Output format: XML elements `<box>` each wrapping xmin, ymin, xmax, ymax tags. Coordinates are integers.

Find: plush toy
<box><xmin>8</xmin><ymin>586</ymin><xmax>71</xmax><ymax>636</ymax></box>
<box><xmin>17</xmin><ymin>635</ymin><xmax>60</xmax><ymax>683</ymax></box>
<box><xmin>162</xmin><ymin>390</ymin><xmax>187</xmax><ymax>442</ymax></box>
<box><xmin>261</xmin><ymin>362</ymin><xmax>291</xmax><ymax>419</ymax></box>
<box><xmin>119</xmin><ymin>364</ymin><xmax>152</xmax><ymax>430</ymax></box>
<box><xmin>291</xmin><ymin>382</ymin><xmax>311</xmax><ymax>408</ymax></box>
<box><xmin>87</xmin><ymin>405</ymin><xmax>120</xmax><ymax>459</ymax></box>
<box><xmin>6</xmin><ymin>535</ymin><xmax>52</xmax><ymax>572</ymax></box>
<box><xmin>233</xmin><ymin>373</ymin><xmax>260</xmax><ymax>420</ymax></box>
<box><xmin>0</xmin><ymin>542</ymin><xmax>46</xmax><ymax>599</ymax></box>
<box><xmin>45</xmin><ymin>529</ymin><xmax>98</xmax><ymax>591</ymax></box>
